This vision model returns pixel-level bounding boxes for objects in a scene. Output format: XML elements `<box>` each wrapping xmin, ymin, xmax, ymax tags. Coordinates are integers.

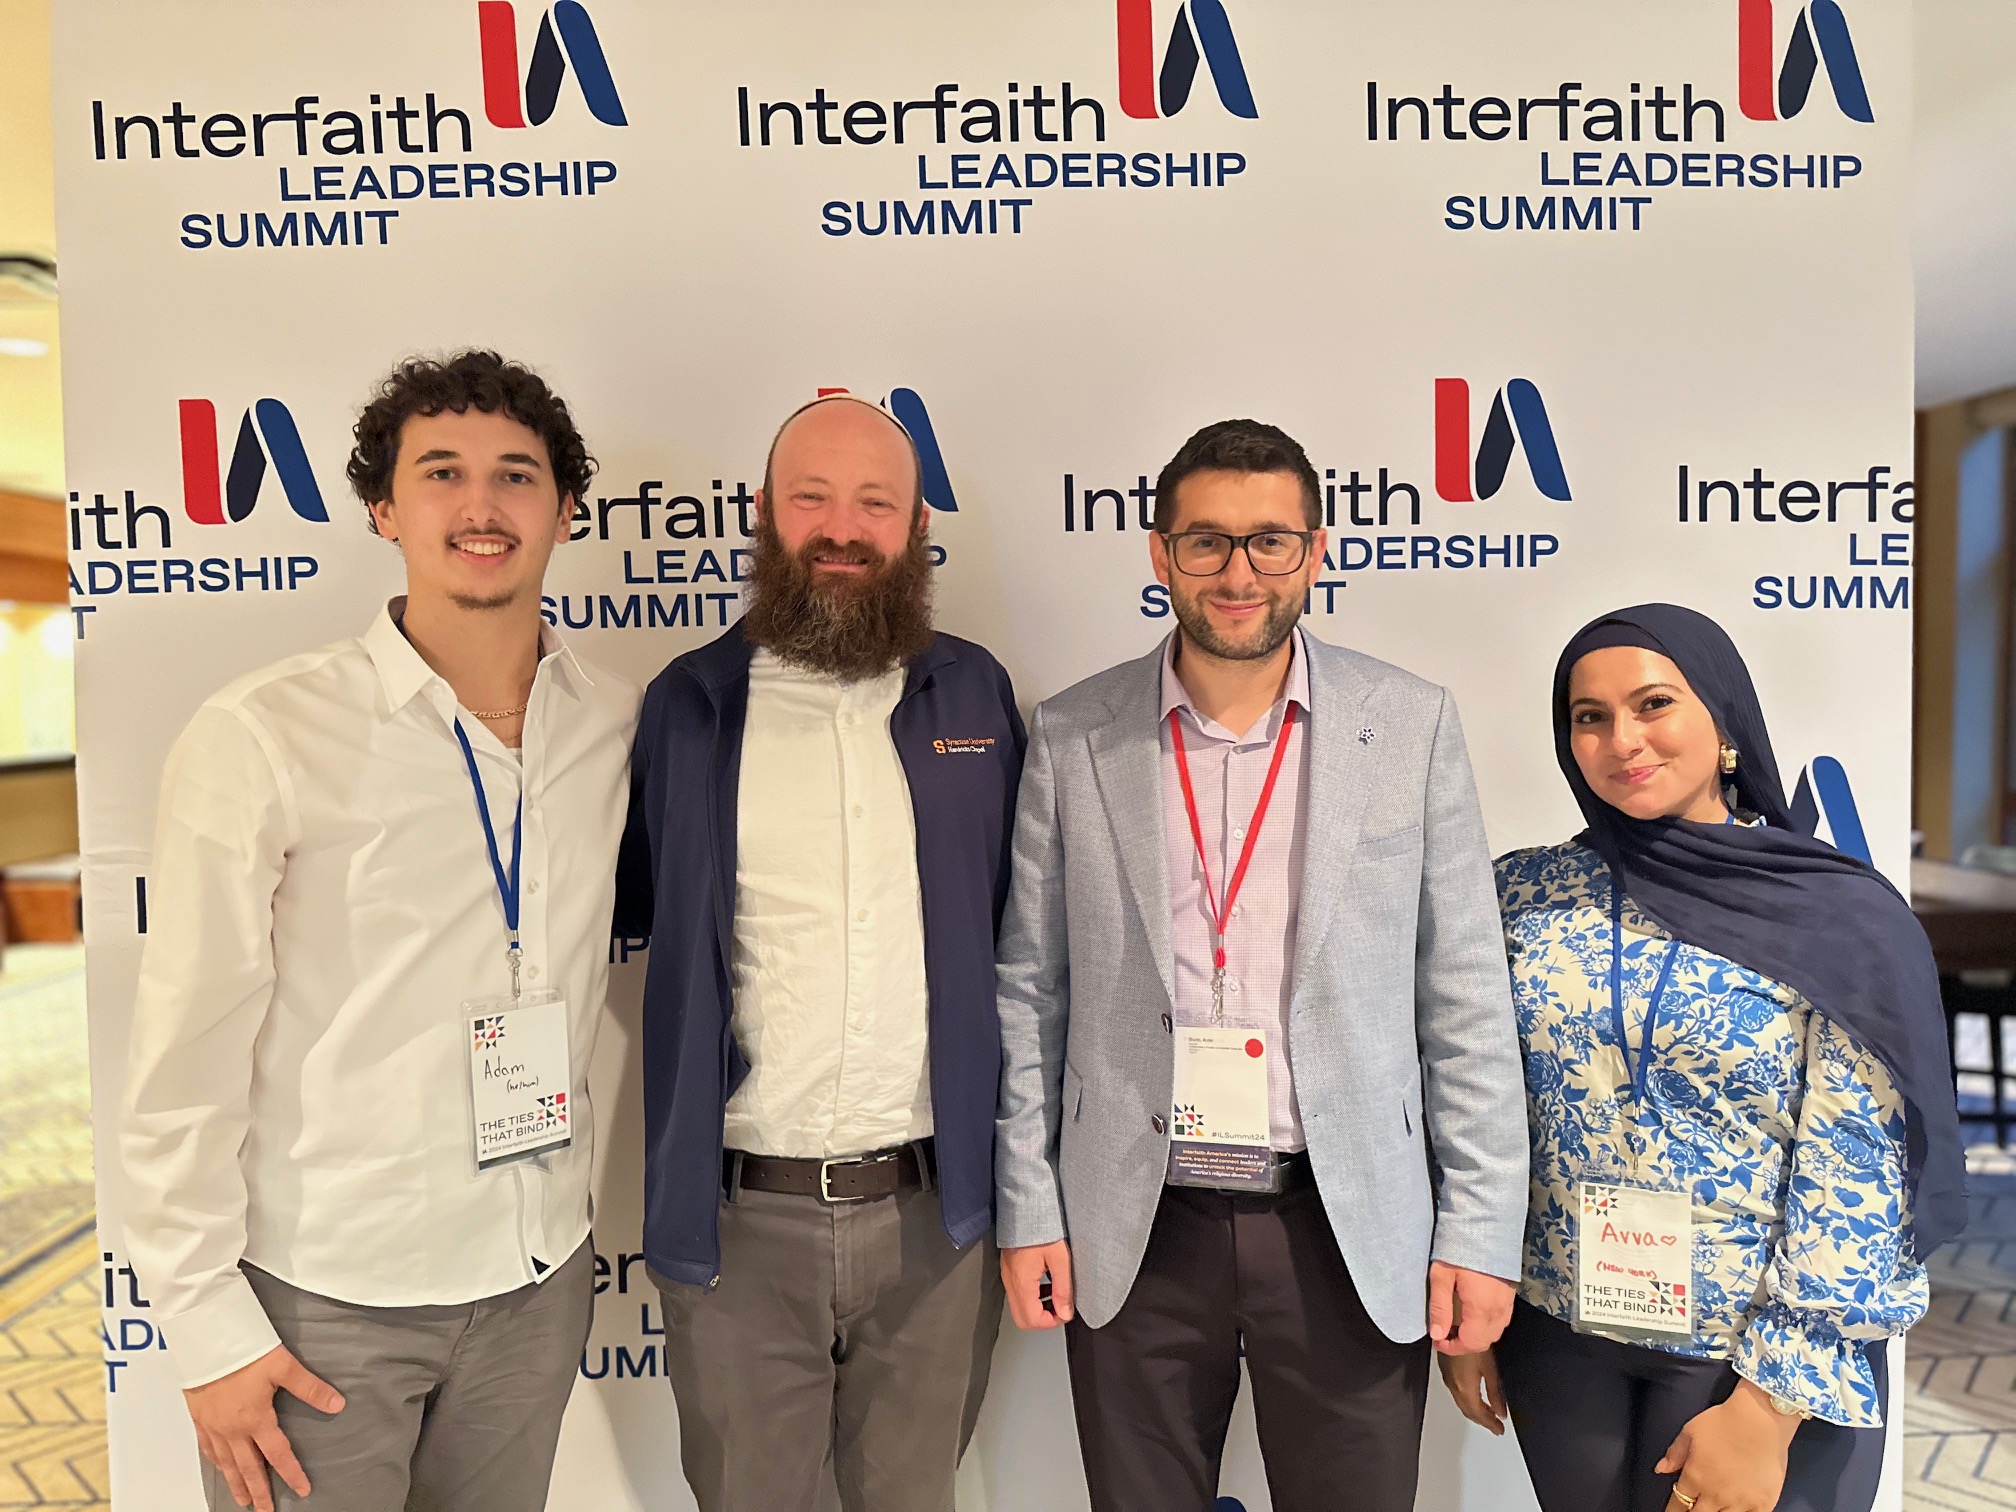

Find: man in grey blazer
<box><xmin>995</xmin><ymin>418</ymin><xmax>1527</xmax><ymax>1510</ymax></box>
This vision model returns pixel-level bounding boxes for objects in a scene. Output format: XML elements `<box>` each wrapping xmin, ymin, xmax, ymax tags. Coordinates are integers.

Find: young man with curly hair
<box><xmin>120</xmin><ymin>351</ymin><xmax>639</xmax><ymax>1512</ymax></box>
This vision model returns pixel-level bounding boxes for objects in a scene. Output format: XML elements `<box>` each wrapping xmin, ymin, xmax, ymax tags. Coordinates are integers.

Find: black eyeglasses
<box><xmin>1160</xmin><ymin>529</ymin><xmax>1315</xmax><ymax>577</ymax></box>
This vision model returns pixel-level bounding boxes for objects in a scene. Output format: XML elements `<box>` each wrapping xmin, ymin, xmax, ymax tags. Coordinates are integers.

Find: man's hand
<box><xmin>184</xmin><ymin>1344</ymin><xmax>344</xmax><ymax>1512</ymax></box>
<box><xmin>1437</xmin><ymin>1349</ymin><xmax>1509</xmax><ymax>1435</ymax></box>
<box><xmin>1001</xmin><ymin>1240</ymin><xmax>1075</xmax><ymax>1330</ymax></box>
<box><xmin>1426</xmin><ymin>1261</ymin><xmax>1515</xmax><ymax>1355</ymax></box>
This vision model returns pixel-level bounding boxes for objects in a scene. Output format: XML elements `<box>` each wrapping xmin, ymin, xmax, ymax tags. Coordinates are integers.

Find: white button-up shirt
<box><xmin>120</xmin><ymin>600</ymin><xmax>639</xmax><ymax>1388</ymax></box>
<box><xmin>723</xmin><ymin>650</ymin><xmax>933</xmax><ymax>1158</ymax></box>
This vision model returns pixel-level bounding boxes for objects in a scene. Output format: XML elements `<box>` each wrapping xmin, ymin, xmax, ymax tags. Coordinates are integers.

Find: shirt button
<box><xmin>528</xmin><ymin>880</ymin><xmax>541</xmax><ymax>895</ymax></box>
<box><xmin>528</xmin><ymin>965</ymin><xmax>541</xmax><ymax>980</ymax></box>
<box><xmin>1232</xmin><ymin>826</ymin><xmax>1246</xmax><ymax>840</ymax></box>
<box><xmin>1151</xmin><ymin>1114</ymin><xmax>1166</xmax><ymax>1135</ymax></box>
<box><xmin>1227</xmin><ymin>979</ymin><xmax>1242</xmax><ymax>994</ymax></box>
<box><xmin>842</xmin><ymin>713</ymin><xmax>855</xmax><ymax>727</ymax></box>
<box><xmin>856</xmin><ymin>908</ymin><xmax>870</xmax><ymax>923</ymax></box>
<box><xmin>852</xmin><ymin>805</ymin><xmax>865</xmax><ymax>819</ymax></box>
<box><xmin>1231</xmin><ymin>903</ymin><xmax>1244</xmax><ymax>919</ymax></box>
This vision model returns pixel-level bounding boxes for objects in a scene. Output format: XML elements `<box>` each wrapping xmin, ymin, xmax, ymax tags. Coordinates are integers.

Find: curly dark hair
<box><xmin>1152</xmin><ymin>418</ymin><xmax>1322</xmax><ymax>531</ymax></box>
<box><xmin>346</xmin><ymin>351</ymin><xmax>595</xmax><ymax>534</ymax></box>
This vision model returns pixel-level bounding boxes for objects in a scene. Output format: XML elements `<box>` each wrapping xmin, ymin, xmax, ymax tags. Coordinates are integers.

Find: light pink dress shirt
<box><xmin>1159</xmin><ymin>627</ymin><xmax>1312</xmax><ymax>1152</ymax></box>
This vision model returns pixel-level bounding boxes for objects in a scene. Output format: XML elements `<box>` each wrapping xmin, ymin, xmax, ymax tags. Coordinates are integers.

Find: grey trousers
<box><xmin>654</xmin><ymin>1181</ymin><xmax>1004</xmax><ymax>1512</ymax></box>
<box><xmin>202</xmin><ymin>1241</ymin><xmax>593</xmax><ymax>1512</ymax></box>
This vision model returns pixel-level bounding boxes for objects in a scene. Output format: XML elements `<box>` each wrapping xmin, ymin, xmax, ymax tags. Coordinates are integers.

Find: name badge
<box><xmin>1575</xmin><ymin>1181</ymin><xmax>1694</xmax><ymax>1340</ymax></box>
<box><xmin>1167</xmin><ymin>1026</ymin><xmax>1277</xmax><ymax>1191</ymax></box>
<box><xmin>466</xmin><ymin>991</ymin><xmax>573</xmax><ymax>1169</ymax></box>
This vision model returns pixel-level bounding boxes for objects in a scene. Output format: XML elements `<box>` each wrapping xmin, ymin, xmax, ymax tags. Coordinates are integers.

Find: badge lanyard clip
<box><xmin>454</xmin><ymin>719</ymin><xmax>524</xmax><ymax>1001</ymax></box>
<box><xmin>1168</xmin><ymin>703</ymin><xmax>1297</xmax><ymax>1027</ymax></box>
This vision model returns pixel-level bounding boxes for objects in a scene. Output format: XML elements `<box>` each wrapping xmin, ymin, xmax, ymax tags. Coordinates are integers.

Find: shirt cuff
<box><xmin>163</xmin><ymin>1273</ymin><xmax>282</xmax><ymax>1389</ymax></box>
<box><xmin>1732</xmin><ymin>1305</ymin><xmax>1885</xmax><ymax>1429</ymax></box>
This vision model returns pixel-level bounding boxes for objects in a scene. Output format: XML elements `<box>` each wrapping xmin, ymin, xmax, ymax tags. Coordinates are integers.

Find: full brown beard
<box><xmin>740</xmin><ymin>512</ymin><xmax>935</xmax><ymax>681</ymax></box>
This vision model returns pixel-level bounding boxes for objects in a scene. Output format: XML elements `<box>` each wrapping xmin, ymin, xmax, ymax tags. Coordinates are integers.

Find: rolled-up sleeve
<box><xmin>1733</xmin><ymin>1013</ymin><xmax>1927</xmax><ymax>1427</ymax></box>
<box><xmin>120</xmin><ymin>703</ymin><xmax>296</xmax><ymax>1388</ymax></box>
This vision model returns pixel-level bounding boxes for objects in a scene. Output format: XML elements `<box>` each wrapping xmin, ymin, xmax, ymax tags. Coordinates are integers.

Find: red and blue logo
<box><xmin>1790</xmin><ymin>755</ymin><xmax>1871</xmax><ymax>865</ymax></box>
<box><xmin>1739</xmin><ymin>0</ymin><xmax>1873</xmax><ymax>123</ymax></box>
<box><xmin>177</xmin><ymin>398</ymin><xmax>327</xmax><ymax>525</ymax></box>
<box><xmin>479</xmin><ymin>1</ymin><xmax>628</xmax><ymax>129</ymax></box>
<box><xmin>815</xmin><ymin>387</ymin><xmax>959</xmax><ymax>513</ymax></box>
<box><xmin>1117</xmin><ymin>0</ymin><xmax>1258</xmax><ymax>121</ymax></box>
<box><xmin>1434</xmin><ymin>379</ymin><xmax>1572</xmax><ymax>503</ymax></box>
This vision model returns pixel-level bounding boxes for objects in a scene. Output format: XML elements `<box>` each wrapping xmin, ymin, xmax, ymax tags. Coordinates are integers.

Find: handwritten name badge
<box><xmin>466</xmin><ymin>992</ymin><xmax>573</xmax><ymax>1169</ymax></box>
<box><xmin>1575</xmin><ymin>1181</ymin><xmax>1694</xmax><ymax>1340</ymax></box>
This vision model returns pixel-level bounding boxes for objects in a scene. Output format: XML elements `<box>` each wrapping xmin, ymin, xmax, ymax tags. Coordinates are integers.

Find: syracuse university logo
<box><xmin>1116</xmin><ymin>0</ymin><xmax>1259</xmax><ymax>121</ymax></box>
<box><xmin>1738</xmin><ymin>0</ymin><xmax>1873</xmax><ymax>123</ymax></box>
<box><xmin>815</xmin><ymin>387</ymin><xmax>959</xmax><ymax>513</ymax></box>
<box><xmin>1433</xmin><ymin>379</ymin><xmax>1572</xmax><ymax>504</ymax></box>
<box><xmin>478</xmin><ymin>1</ymin><xmax>628</xmax><ymax>128</ymax></box>
<box><xmin>177</xmin><ymin>398</ymin><xmax>328</xmax><ymax>525</ymax></box>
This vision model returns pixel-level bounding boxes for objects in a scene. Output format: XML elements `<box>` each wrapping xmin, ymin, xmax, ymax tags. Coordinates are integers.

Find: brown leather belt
<box><xmin>725</xmin><ymin>1140</ymin><xmax>934</xmax><ymax>1204</ymax></box>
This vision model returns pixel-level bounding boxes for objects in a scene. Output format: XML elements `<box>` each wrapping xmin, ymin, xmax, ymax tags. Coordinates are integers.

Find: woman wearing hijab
<box><xmin>1438</xmin><ymin>604</ymin><xmax>1963</xmax><ymax>1512</ymax></box>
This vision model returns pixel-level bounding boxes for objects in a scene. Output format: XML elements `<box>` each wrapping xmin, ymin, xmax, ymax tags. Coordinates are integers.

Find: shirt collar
<box><xmin>1158</xmin><ymin>626</ymin><xmax>1309</xmax><ymax>739</ymax></box>
<box><xmin>365</xmin><ymin>596</ymin><xmax>593</xmax><ymax>717</ymax></box>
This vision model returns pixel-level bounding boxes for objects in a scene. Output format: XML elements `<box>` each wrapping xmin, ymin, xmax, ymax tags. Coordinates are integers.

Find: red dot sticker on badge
<box><xmin>1245</xmin><ymin>1039</ymin><xmax>1264</xmax><ymax>1058</ymax></box>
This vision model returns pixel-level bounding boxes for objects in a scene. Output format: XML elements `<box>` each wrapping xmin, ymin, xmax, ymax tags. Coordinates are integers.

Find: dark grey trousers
<box><xmin>202</xmin><ymin>1241</ymin><xmax>593</xmax><ymax>1512</ymax></box>
<box><xmin>654</xmin><ymin>1182</ymin><xmax>1003</xmax><ymax>1512</ymax></box>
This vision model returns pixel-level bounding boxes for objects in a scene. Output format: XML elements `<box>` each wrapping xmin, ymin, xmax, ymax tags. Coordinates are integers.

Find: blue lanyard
<box><xmin>453</xmin><ymin>719</ymin><xmax>524</xmax><ymax>997</ymax></box>
<box><xmin>1608</xmin><ymin>873</ymin><xmax>1682</xmax><ymax>1105</ymax></box>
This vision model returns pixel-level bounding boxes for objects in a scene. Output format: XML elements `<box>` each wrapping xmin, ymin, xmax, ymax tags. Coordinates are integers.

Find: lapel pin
<box><xmin>1358</xmin><ymin>726</ymin><xmax>1376</xmax><ymax>745</ymax></box>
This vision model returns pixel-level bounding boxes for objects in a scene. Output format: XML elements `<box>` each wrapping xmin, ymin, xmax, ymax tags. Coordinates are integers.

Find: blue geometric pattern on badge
<box><xmin>1496</xmin><ymin>840</ymin><xmax>1928</xmax><ymax>1428</ymax></box>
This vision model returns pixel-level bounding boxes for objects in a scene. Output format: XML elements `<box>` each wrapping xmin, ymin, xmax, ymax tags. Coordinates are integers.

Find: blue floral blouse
<box><xmin>1497</xmin><ymin>840</ymin><xmax>1927</xmax><ymax>1428</ymax></box>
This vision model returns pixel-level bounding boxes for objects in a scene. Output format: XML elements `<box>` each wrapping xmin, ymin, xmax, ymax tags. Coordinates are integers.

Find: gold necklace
<box><xmin>470</xmin><ymin>704</ymin><xmax>528</xmax><ymax>721</ymax></box>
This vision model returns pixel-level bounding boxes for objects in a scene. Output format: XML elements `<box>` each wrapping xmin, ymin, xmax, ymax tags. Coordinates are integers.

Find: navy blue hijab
<box><xmin>1555</xmin><ymin>603</ymin><xmax>1965</xmax><ymax>1255</ymax></box>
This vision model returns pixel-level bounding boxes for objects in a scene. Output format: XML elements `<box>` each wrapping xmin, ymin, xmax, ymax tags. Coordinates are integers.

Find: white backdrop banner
<box><xmin>55</xmin><ymin>2</ymin><xmax>1914</xmax><ymax>1508</ymax></box>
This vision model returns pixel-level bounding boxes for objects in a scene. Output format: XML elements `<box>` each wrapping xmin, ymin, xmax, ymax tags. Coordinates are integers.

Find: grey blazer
<box><xmin>994</xmin><ymin>631</ymin><xmax>1527</xmax><ymax>1340</ymax></box>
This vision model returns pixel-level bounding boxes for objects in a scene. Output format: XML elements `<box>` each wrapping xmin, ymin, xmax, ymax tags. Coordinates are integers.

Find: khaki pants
<box><xmin>202</xmin><ymin>1242</ymin><xmax>592</xmax><ymax>1512</ymax></box>
<box><xmin>654</xmin><ymin>1182</ymin><xmax>1003</xmax><ymax>1512</ymax></box>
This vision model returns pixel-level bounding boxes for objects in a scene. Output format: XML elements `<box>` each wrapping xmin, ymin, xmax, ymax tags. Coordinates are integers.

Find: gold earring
<box><xmin>1719</xmin><ymin>743</ymin><xmax>1739</xmax><ymax>774</ymax></box>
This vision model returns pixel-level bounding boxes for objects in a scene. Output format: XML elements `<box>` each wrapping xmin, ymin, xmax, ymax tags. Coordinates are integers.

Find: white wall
<box><xmin>1914</xmin><ymin>0</ymin><xmax>2016</xmax><ymax>407</ymax></box>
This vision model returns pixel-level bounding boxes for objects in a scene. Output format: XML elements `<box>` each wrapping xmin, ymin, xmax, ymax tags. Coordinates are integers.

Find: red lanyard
<box><xmin>1168</xmin><ymin>702</ymin><xmax>1299</xmax><ymax>973</ymax></box>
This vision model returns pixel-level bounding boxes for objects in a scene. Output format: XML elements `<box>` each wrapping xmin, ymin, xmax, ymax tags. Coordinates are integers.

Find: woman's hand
<box><xmin>1657</xmin><ymin>1379</ymin><xmax>1802</xmax><ymax>1512</ymax></box>
<box><xmin>1437</xmin><ymin>1347</ymin><xmax>1509</xmax><ymax>1435</ymax></box>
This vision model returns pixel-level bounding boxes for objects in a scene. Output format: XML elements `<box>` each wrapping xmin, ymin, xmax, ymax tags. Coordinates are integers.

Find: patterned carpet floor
<box><xmin>3</xmin><ymin>947</ymin><xmax>2016</xmax><ymax>1510</ymax></box>
<box><xmin>1906</xmin><ymin>1153</ymin><xmax>2016</xmax><ymax>1510</ymax></box>
<box><xmin>0</xmin><ymin>944</ymin><xmax>104</xmax><ymax>1508</ymax></box>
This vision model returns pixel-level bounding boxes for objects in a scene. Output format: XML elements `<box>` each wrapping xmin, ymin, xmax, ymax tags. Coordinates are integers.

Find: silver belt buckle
<box><xmin>819</xmin><ymin>1151</ymin><xmax>899</xmax><ymax>1204</ymax></box>
<box><xmin>819</xmin><ymin>1156</ymin><xmax>868</xmax><ymax>1204</ymax></box>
